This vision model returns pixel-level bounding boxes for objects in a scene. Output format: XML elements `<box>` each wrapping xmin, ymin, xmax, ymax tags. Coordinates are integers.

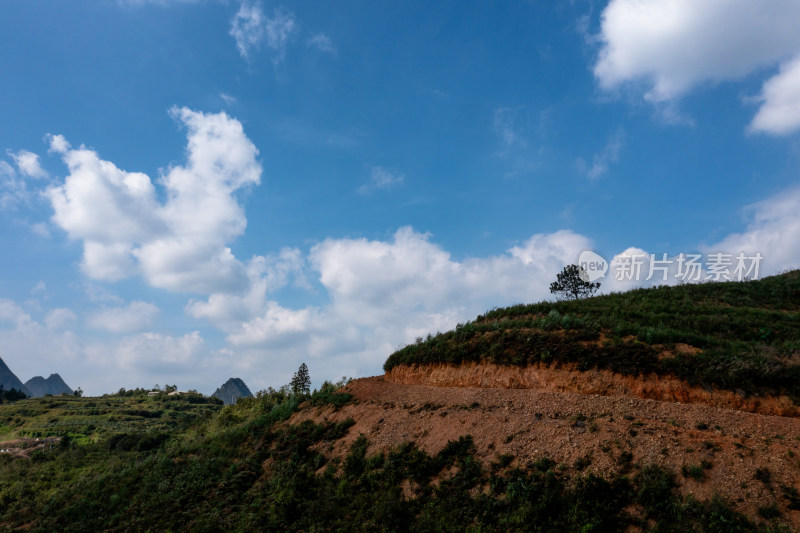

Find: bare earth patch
<box><xmin>291</xmin><ymin>372</ymin><xmax>800</xmax><ymax>528</ymax></box>
<box><xmin>0</xmin><ymin>437</ymin><xmax>61</xmax><ymax>459</ymax></box>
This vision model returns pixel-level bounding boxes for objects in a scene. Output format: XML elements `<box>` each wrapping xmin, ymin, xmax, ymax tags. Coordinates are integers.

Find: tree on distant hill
<box><xmin>550</xmin><ymin>264</ymin><xmax>600</xmax><ymax>300</ymax></box>
<box><xmin>291</xmin><ymin>363</ymin><xmax>311</xmax><ymax>395</ymax></box>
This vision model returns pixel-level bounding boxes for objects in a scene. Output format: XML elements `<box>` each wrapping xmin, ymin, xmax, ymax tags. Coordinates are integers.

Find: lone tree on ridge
<box><xmin>549</xmin><ymin>264</ymin><xmax>600</xmax><ymax>301</ymax></box>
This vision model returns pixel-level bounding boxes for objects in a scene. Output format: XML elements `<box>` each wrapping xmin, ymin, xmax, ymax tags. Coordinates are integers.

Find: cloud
<box><xmin>45</xmin><ymin>308</ymin><xmax>78</xmax><ymax>330</ymax></box>
<box><xmin>80</xmin><ymin>329</ymin><xmax>224</xmax><ymax>393</ymax></box>
<box><xmin>493</xmin><ymin>106</ymin><xmax>527</xmax><ymax>147</ymax></box>
<box><xmin>307</xmin><ymin>33</ymin><xmax>336</xmax><ymax>54</ymax></box>
<box><xmin>190</xmin><ymin>227</ymin><xmax>593</xmax><ymax>384</ymax></box>
<box><xmin>185</xmin><ymin>247</ymin><xmax>306</xmax><ymax>330</ymax></box>
<box><xmin>0</xmin><ymin>294</ymin><xmax>223</xmax><ymax>395</ymax></box>
<box><xmin>88</xmin><ymin>301</ymin><xmax>160</xmax><ymax>333</ymax></box>
<box><xmin>31</xmin><ymin>281</ymin><xmax>47</xmax><ymax>297</ymax></box>
<box><xmin>219</xmin><ymin>92</ymin><xmax>237</xmax><ymax>106</ymax></box>
<box><xmin>0</xmin><ymin>299</ymin><xmax>82</xmax><ymax>385</ymax></box>
<box><xmin>748</xmin><ymin>56</ymin><xmax>800</xmax><ymax>135</ymax></box>
<box><xmin>0</xmin><ymin>160</ymin><xmax>26</xmax><ymax>209</ymax></box>
<box><xmin>579</xmin><ymin>131</ymin><xmax>624</xmax><ymax>179</ymax></box>
<box><xmin>358</xmin><ymin>166</ymin><xmax>405</xmax><ymax>194</ymax></box>
<box><xmin>116</xmin><ymin>0</ymin><xmax>201</xmax><ymax>5</ymax></box>
<box><xmin>0</xmin><ymin>150</ymin><xmax>50</xmax><ymax>209</ymax></box>
<box><xmin>8</xmin><ymin>150</ymin><xmax>47</xmax><ymax>179</ymax></box>
<box><xmin>709</xmin><ymin>186</ymin><xmax>800</xmax><ymax>274</ymax></box>
<box><xmin>45</xmin><ymin>107</ymin><xmax>261</xmax><ymax>293</ymax></box>
<box><xmin>230</xmin><ymin>2</ymin><xmax>297</xmax><ymax>62</ymax></box>
<box><xmin>594</xmin><ymin>0</ymin><xmax>800</xmax><ymax>134</ymax></box>
<box><xmin>47</xmin><ymin>134</ymin><xmax>70</xmax><ymax>154</ymax></box>
<box><xmin>105</xmin><ymin>331</ymin><xmax>206</xmax><ymax>371</ymax></box>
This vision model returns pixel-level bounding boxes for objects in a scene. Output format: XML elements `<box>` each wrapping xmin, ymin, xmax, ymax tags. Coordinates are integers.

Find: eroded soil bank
<box><xmin>385</xmin><ymin>362</ymin><xmax>800</xmax><ymax>417</ymax></box>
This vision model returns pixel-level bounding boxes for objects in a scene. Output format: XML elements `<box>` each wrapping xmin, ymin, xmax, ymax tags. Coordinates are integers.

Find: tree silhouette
<box><xmin>549</xmin><ymin>264</ymin><xmax>600</xmax><ymax>300</ymax></box>
<box><xmin>290</xmin><ymin>363</ymin><xmax>311</xmax><ymax>395</ymax></box>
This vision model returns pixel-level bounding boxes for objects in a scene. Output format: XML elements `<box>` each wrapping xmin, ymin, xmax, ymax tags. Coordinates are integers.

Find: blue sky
<box><xmin>1</xmin><ymin>0</ymin><xmax>799</xmax><ymax>395</ymax></box>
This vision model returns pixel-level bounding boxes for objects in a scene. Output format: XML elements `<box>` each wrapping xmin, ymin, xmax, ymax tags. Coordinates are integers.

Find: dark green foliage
<box><xmin>384</xmin><ymin>270</ymin><xmax>800</xmax><ymax>403</ymax></box>
<box><xmin>757</xmin><ymin>503</ymin><xmax>781</xmax><ymax>520</ymax></box>
<box><xmin>682</xmin><ymin>463</ymin><xmax>706</xmax><ymax>480</ymax></box>
<box><xmin>782</xmin><ymin>485</ymin><xmax>800</xmax><ymax>510</ymax></box>
<box><xmin>0</xmin><ymin>385</ymin><xmax>28</xmax><ymax>403</ymax></box>
<box><xmin>755</xmin><ymin>467</ymin><xmax>772</xmax><ymax>485</ymax></box>
<box><xmin>107</xmin><ymin>432</ymin><xmax>170</xmax><ymax>452</ymax></box>
<box><xmin>290</xmin><ymin>362</ymin><xmax>311</xmax><ymax>395</ymax></box>
<box><xmin>308</xmin><ymin>380</ymin><xmax>353</xmax><ymax>408</ymax></box>
<box><xmin>550</xmin><ymin>264</ymin><xmax>601</xmax><ymax>300</ymax></box>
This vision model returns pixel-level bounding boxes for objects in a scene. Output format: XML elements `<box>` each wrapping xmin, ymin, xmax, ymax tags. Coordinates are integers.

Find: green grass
<box><xmin>384</xmin><ymin>270</ymin><xmax>800</xmax><ymax>402</ymax></box>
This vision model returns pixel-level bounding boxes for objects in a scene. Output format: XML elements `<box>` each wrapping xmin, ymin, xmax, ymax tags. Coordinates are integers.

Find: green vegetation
<box><xmin>385</xmin><ymin>270</ymin><xmax>800</xmax><ymax>402</ymax></box>
<box><xmin>0</xmin><ymin>385</ymin><xmax>27</xmax><ymax>404</ymax></box>
<box><xmin>0</xmin><ymin>382</ymin><xmax>782</xmax><ymax>532</ymax></box>
<box><xmin>550</xmin><ymin>264</ymin><xmax>601</xmax><ymax>300</ymax></box>
<box><xmin>0</xmin><ymin>389</ymin><xmax>222</xmax><ymax>445</ymax></box>
<box><xmin>290</xmin><ymin>361</ymin><xmax>311</xmax><ymax>395</ymax></box>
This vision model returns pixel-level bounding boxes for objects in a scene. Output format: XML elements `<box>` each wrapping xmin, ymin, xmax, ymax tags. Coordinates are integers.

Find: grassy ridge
<box><xmin>384</xmin><ymin>271</ymin><xmax>800</xmax><ymax>401</ymax></box>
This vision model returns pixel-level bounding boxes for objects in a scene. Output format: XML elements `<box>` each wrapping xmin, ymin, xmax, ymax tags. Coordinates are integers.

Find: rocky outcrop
<box><xmin>212</xmin><ymin>378</ymin><xmax>253</xmax><ymax>405</ymax></box>
<box><xmin>385</xmin><ymin>362</ymin><xmax>799</xmax><ymax>417</ymax></box>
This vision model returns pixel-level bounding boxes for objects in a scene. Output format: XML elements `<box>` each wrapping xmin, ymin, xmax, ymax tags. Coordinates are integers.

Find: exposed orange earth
<box><xmin>292</xmin><ymin>364</ymin><xmax>800</xmax><ymax>528</ymax></box>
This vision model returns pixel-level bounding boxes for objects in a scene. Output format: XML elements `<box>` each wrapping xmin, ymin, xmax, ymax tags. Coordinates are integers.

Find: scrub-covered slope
<box><xmin>384</xmin><ymin>270</ymin><xmax>800</xmax><ymax>405</ymax></box>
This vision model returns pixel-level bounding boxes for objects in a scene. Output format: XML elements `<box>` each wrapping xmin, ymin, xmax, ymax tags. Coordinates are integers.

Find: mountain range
<box><xmin>0</xmin><ymin>356</ymin><xmax>74</xmax><ymax>397</ymax></box>
<box><xmin>24</xmin><ymin>374</ymin><xmax>74</xmax><ymax>397</ymax></box>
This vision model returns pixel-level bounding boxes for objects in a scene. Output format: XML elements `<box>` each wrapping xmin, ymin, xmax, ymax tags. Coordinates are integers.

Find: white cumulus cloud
<box><xmin>189</xmin><ymin>227</ymin><xmax>594</xmax><ymax>385</ymax></box>
<box><xmin>9</xmin><ymin>149</ymin><xmax>47</xmax><ymax>179</ymax></box>
<box><xmin>594</xmin><ymin>0</ymin><xmax>800</xmax><ymax>134</ymax></box>
<box><xmin>709</xmin><ymin>186</ymin><xmax>800</xmax><ymax>274</ymax></box>
<box><xmin>748</xmin><ymin>57</ymin><xmax>800</xmax><ymax>135</ymax></box>
<box><xmin>45</xmin><ymin>107</ymin><xmax>261</xmax><ymax>293</ymax></box>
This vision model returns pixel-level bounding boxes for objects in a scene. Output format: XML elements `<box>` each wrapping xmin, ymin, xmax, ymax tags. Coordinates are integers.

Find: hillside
<box><xmin>296</xmin><ymin>376</ymin><xmax>800</xmax><ymax>529</ymax></box>
<box><xmin>0</xmin><ymin>378</ymin><xmax>797</xmax><ymax>530</ymax></box>
<box><xmin>0</xmin><ymin>273</ymin><xmax>799</xmax><ymax>530</ymax></box>
<box><xmin>0</xmin><ymin>389</ymin><xmax>222</xmax><ymax>446</ymax></box>
<box><xmin>384</xmin><ymin>270</ymin><xmax>800</xmax><ymax>405</ymax></box>
<box><xmin>0</xmin><ymin>356</ymin><xmax>30</xmax><ymax>396</ymax></box>
<box><xmin>24</xmin><ymin>373</ymin><xmax>74</xmax><ymax>397</ymax></box>
<box><xmin>212</xmin><ymin>377</ymin><xmax>253</xmax><ymax>405</ymax></box>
